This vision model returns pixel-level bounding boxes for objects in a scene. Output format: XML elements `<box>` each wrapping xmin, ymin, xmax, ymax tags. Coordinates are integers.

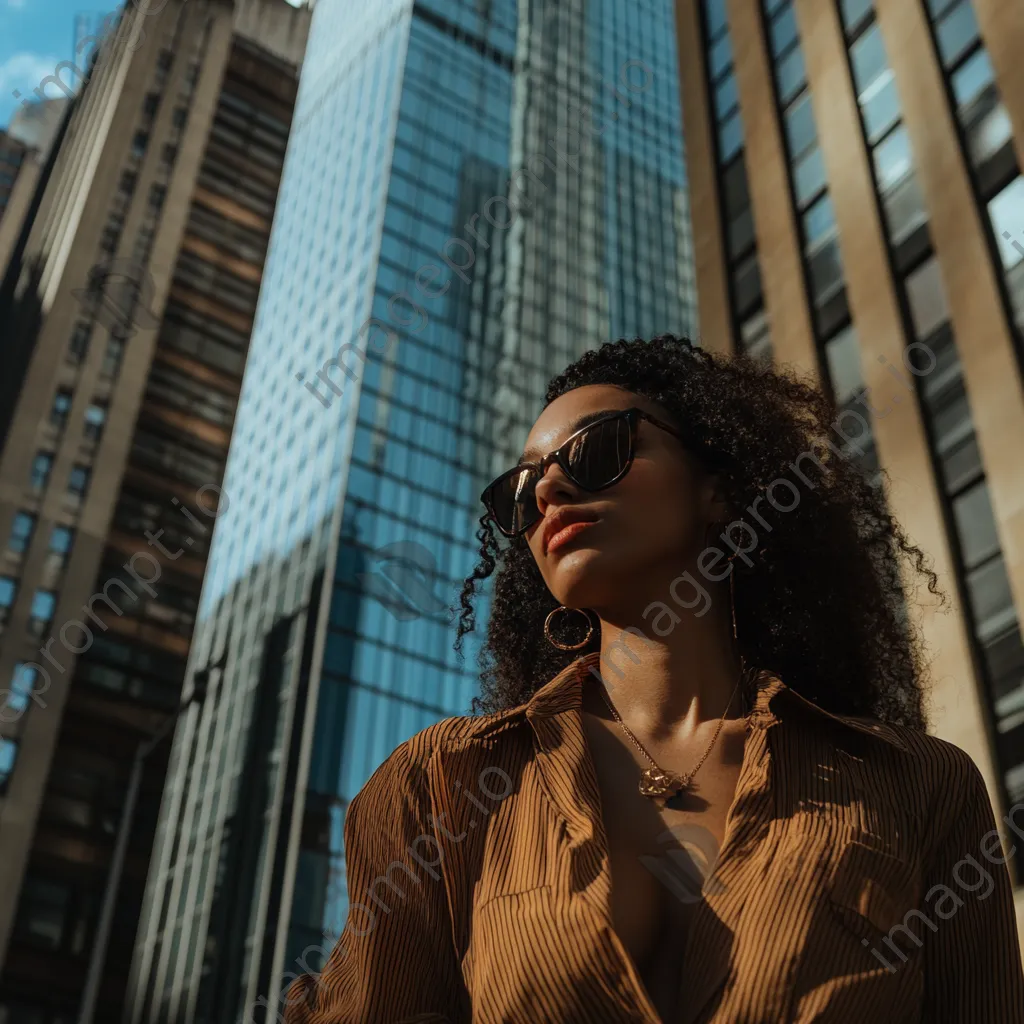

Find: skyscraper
<box><xmin>0</xmin><ymin>1</ymin><xmax>309</xmax><ymax>1020</ymax></box>
<box><xmin>125</xmin><ymin>1</ymin><xmax>697</xmax><ymax>1020</ymax></box>
<box><xmin>677</xmin><ymin>0</ymin><xmax>1024</xmax><ymax>940</ymax></box>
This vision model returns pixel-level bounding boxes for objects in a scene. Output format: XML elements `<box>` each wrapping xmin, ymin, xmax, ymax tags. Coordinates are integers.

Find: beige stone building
<box><xmin>0</xmin><ymin>1</ymin><xmax>310</xmax><ymax>1020</ymax></box>
<box><xmin>676</xmin><ymin>0</ymin><xmax>1024</xmax><ymax>942</ymax></box>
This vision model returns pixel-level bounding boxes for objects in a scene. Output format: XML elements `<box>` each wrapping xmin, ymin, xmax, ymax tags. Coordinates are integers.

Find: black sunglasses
<box><xmin>480</xmin><ymin>407</ymin><xmax>685</xmax><ymax>537</ymax></box>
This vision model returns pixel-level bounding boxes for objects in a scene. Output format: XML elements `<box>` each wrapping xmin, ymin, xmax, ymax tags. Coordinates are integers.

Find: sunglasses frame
<box><xmin>481</xmin><ymin>407</ymin><xmax>685</xmax><ymax>538</ymax></box>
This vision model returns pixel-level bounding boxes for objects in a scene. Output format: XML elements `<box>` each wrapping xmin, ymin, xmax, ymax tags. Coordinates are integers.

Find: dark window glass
<box><xmin>69</xmin><ymin>322</ymin><xmax>90</xmax><ymax>363</ymax></box>
<box><xmin>807</xmin><ymin>236</ymin><xmax>844</xmax><ymax>303</ymax></box>
<box><xmin>30</xmin><ymin>452</ymin><xmax>53</xmax><ymax>491</ymax></box>
<box><xmin>768</xmin><ymin>5</ymin><xmax>798</xmax><ymax>56</ymax></box>
<box><xmin>935</xmin><ymin>1</ymin><xmax>979</xmax><ymax>67</ymax></box>
<box><xmin>953</xmin><ymin>481</ymin><xmax>1001</xmax><ymax>568</ymax></box>
<box><xmin>793</xmin><ymin>146</ymin><xmax>826</xmax><ymax>207</ymax></box>
<box><xmin>8</xmin><ymin>512</ymin><xmax>35</xmax><ymax>554</ymax></box>
<box><xmin>50</xmin><ymin>526</ymin><xmax>74</xmax><ymax>555</ymax></box>
<box><xmin>50</xmin><ymin>390</ymin><xmax>72</xmax><ymax>428</ymax></box>
<box><xmin>0</xmin><ymin>738</ymin><xmax>18</xmax><ymax>793</ymax></box>
<box><xmin>102</xmin><ymin>337</ymin><xmax>125</xmax><ymax>377</ymax></box>
<box><xmin>733</xmin><ymin>252</ymin><xmax>763</xmax><ymax>318</ymax></box>
<box><xmin>0</xmin><ymin>577</ymin><xmax>16</xmax><ymax>627</ymax></box>
<box><xmin>951</xmin><ymin>47</ymin><xmax>994</xmax><ymax>108</ymax></box>
<box><xmin>15</xmin><ymin>876</ymin><xmax>69</xmax><ymax>948</ymax></box>
<box><xmin>803</xmin><ymin>192</ymin><xmax>836</xmax><ymax>245</ymax></box>
<box><xmin>967</xmin><ymin>556</ymin><xmax>1015</xmax><ymax>640</ymax></box>
<box><xmin>850</xmin><ymin>24</ymin><xmax>888</xmax><ymax>94</ymax></box>
<box><xmin>68</xmin><ymin>465</ymin><xmax>91</xmax><ymax>497</ymax></box>
<box><xmin>721</xmin><ymin>156</ymin><xmax>750</xmax><ymax>217</ymax></box>
<box><xmin>873</xmin><ymin>125</ymin><xmax>913</xmax><ymax>192</ymax></box>
<box><xmin>861</xmin><ymin>73</ymin><xmax>901</xmax><ymax>142</ymax></box>
<box><xmin>784</xmin><ymin>93</ymin><xmax>816</xmax><ymax>159</ymax></box>
<box><xmin>776</xmin><ymin>45</ymin><xmax>805</xmax><ymax>104</ymax></box>
<box><xmin>839</xmin><ymin>0</ymin><xmax>873</xmax><ymax>32</ymax></box>
<box><xmin>704</xmin><ymin>0</ymin><xmax>728</xmax><ymax>39</ymax></box>
<box><xmin>28</xmin><ymin>591</ymin><xmax>56</xmax><ymax>636</ymax></box>
<box><xmin>714</xmin><ymin>71</ymin><xmax>739</xmax><ymax>120</ymax></box>
<box><xmin>84</xmin><ymin>403</ymin><xmax>107</xmax><ymax>442</ymax></box>
<box><xmin>708</xmin><ymin>32</ymin><xmax>733</xmax><ymax>79</ymax></box>
<box><xmin>718</xmin><ymin>110</ymin><xmax>743</xmax><ymax>161</ymax></box>
<box><xmin>728</xmin><ymin>207</ymin><xmax>755</xmax><ymax>259</ymax></box>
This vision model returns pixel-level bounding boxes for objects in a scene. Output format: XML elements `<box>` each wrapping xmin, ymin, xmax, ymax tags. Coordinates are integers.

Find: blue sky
<box><xmin>0</xmin><ymin>0</ymin><xmax>120</xmax><ymax>128</ymax></box>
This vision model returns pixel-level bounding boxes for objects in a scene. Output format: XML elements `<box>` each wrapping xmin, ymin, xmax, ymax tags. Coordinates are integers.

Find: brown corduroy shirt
<box><xmin>284</xmin><ymin>652</ymin><xmax>1024</xmax><ymax>1023</ymax></box>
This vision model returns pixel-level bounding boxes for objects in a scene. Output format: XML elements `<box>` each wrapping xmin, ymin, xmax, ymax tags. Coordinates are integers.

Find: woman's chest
<box><xmin>446</xmin><ymin>731</ymin><xmax>927</xmax><ymax>1023</ymax></box>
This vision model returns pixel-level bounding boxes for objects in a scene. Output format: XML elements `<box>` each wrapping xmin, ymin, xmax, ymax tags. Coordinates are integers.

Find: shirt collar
<box><xmin>519</xmin><ymin>650</ymin><xmax>909</xmax><ymax>752</ymax></box>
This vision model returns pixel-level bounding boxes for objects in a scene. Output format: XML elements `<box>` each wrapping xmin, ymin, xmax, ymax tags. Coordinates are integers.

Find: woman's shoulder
<box><xmin>355</xmin><ymin>704</ymin><xmax>530</xmax><ymax>799</ymax></box>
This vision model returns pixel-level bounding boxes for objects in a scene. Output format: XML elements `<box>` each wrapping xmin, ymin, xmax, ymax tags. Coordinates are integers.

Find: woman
<box><xmin>285</xmin><ymin>335</ymin><xmax>1024</xmax><ymax>1023</ymax></box>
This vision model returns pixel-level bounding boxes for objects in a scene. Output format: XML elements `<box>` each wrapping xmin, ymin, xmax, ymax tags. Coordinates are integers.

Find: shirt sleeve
<box><xmin>283</xmin><ymin>739</ymin><xmax>467</xmax><ymax>1024</ymax></box>
<box><xmin>921</xmin><ymin>751</ymin><xmax>1024</xmax><ymax>1023</ymax></box>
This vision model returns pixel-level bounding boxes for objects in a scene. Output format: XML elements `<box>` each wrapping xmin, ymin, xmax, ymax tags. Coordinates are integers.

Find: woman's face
<box><xmin>521</xmin><ymin>385</ymin><xmax>723</xmax><ymax>614</ymax></box>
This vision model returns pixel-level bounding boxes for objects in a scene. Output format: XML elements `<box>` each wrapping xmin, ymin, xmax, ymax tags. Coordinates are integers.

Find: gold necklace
<box><xmin>590</xmin><ymin>663</ymin><xmax>746</xmax><ymax>800</ymax></box>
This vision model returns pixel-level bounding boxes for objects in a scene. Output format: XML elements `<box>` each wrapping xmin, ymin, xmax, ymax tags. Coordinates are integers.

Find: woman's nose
<box><xmin>533</xmin><ymin>463</ymin><xmax>580</xmax><ymax>514</ymax></box>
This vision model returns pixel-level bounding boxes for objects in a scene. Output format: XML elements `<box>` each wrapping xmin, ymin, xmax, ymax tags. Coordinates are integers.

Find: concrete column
<box><xmin>725</xmin><ymin>0</ymin><xmax>819</xmax><ymax>380</ymax></box>
<box><xmin>875</xmin><ymin>0</ymin><xmax>1024</xmax><ymax>648</ymax></box>
<box><xmin>674</xmin><ymin>0</ymin><xmax>735</xmax><ymax>356</ymax></box>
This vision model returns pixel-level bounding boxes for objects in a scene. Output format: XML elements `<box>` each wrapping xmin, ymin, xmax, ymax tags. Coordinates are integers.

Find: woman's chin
<box><xmin>547</xmin><ymin>546</ymin><xmax>623</xmax><ymax>609</ymax></box>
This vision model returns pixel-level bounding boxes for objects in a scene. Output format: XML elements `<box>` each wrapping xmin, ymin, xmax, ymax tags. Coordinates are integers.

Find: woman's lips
<box><xmin>546</xmin><ymin>519</ymin><xmax>598</xmax><ymax>554</ymax></box>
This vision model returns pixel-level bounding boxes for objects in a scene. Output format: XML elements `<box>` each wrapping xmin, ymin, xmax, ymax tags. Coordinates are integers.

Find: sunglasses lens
<box><xmin>484</xmin><ymin>413</ymin><xmax>634</xmax><ymax>535</ymax></box>
<box><xmin>565</xmin><ymin>414</ymin><xmax>632</xmax><ymax>490</ymax></box>
<box><xmin>487</xmin><ymin>468</ymin><xmax>541</xmax><ymax>535</ymax></box>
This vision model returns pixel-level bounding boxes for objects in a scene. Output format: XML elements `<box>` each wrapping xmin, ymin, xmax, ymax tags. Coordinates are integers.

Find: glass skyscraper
<box><xmin>125</xmin><ymin>1</ymin><xmax>696</xmax><ymax>1020</ymax></box>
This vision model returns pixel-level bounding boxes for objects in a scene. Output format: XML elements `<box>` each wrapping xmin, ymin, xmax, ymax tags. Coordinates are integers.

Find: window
<box><xmin>905</xmin><ymin>256</ymin><xmax>950</xmax><ymax>338</ymax></box>
<box><xmin>988</xmin><ymin>176</ymin><xmax>1024</xmax><ymax>270</ymax></box>
<box><xmin>172</xmin><ymin>107</ymin><xmax>188</xmax><ymax>129</ymax></box>
<box><xmin>953</xmin><ymin>481</ymin><xmax>1001</xmax><ymax>569</ymax></box>
<box><xmin>30</xmin><ymin>452</ymin><xmax>53</xmax><ymax>491</ymax></box>
<box><xmin>83</xmin><ymin>403</ymin><xmax>107</xmax><ymax>442</ymax></box>
<box><xmin>28</xmin><ymin>590</ymin><xmax>56</xmax><ymax>637</ymax></box>
<box><xmin>803</xmin><ymin>193</ymin><xmax>836</xmax><ymax>246</ymax></box>
<box><xmin>7</xmin><ymin>512</ymin><xmax>35</xmax><ymax>555</ymax></box>
<box><xmin>3</xmin><ymin>663</ymin><xmax>37</xmax><ymax>718</ymax></box>
<box><xmin>161</xmin><ymin>143</ymin><xmax>178</xmax><ymax>166</ymax></box>
<box><xmin>0</xmin><ymin>738</ymin><xmax>17</xmax><ymax>793</ymax></box>
<box><xmin>50</xmin><ymin>390</ymin><xmax>72</xmax><ymax>429</ymax></box>
<box><xmin>119</xmin><ymin>170</ymin><xmax>137</xmax><ymax>196</ymax></box>
<box><xmin>131</xmin><ymin>131</ymin><xmax>149</xmax><ymax>158</ymax></box>
<box><xmin>935</xmin><ymin>0</ymin><xmax>979</xmax><ymax>67</ymax></box>
<box><xmin>68</xmin><ymin>465</ymin><xmax>91</xmax><ymax>498</ymax></box>
<box><xmin>102</xmin><ymin>337</ymin><xmax>125</xmax><ymax>377</ymax></box>
<box><xmin>16</xmin><ymin>876</ymin><xmax>69</xmax><ymax>948</ymax></box>
<box><xmin>784</xmin><ymin>93</ymin><xmax>817</xmax><ymax>160</ymax></box>
<box><xmin>149</xmin><ymin>183</ymin><xmax>167</xmax><ymax>210</ymax></box>
<box><xmin>824</xmin><ymin>325</ymin><xmax>864</xmax><ymax>405</ymax></box>
<box><xmin>0</xmin><ymin>577</ymin><xmax>15</xmax><ymax>628</ymax></box>
<box><xmin>44</xmin><ymin>526</ymin><xmax>74</xmax><ymax>579</ymax></box>
<box><xmin>873</xmin><ymin>125</ymin><xmax>913</xmax><ymax>193</ymax></box>
<box><xmin>143</xmin><ymin>92</ymin><xmax>159</xmax><ymax>119</ymax></box>
<box><xmin>793</xmin><ymin>146</ymin><xmax>826</xmax><ymax>207</ymax></box>
<box><xmin>69</xmin><ymin>322</ymin><xmax>90</xmax><ymax>363</ymax></box>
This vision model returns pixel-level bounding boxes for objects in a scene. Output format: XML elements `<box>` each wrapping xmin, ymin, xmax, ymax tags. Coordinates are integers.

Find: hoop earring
<box><xmin>544</xmin><ymin>606</ymin><xmax>594</xmax><ymax>650</ymax></box>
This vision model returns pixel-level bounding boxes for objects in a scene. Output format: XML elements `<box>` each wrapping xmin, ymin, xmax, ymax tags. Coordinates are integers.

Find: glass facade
<box><xmin>838</xmin><ymin>0</ymin><xmax>1024</xmax><ymax>809</ymax></box>
<box><xmin>125</xmin><ymin>1</ymin><xmax>697</xmax><ymax>1021</ymax></box>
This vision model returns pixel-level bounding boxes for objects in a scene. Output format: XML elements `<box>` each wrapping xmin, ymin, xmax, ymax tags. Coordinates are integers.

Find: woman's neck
<box><xmin>588</xmin><ymin>600</ymin><xmax>745</xmax><ymax>744</ymax></box>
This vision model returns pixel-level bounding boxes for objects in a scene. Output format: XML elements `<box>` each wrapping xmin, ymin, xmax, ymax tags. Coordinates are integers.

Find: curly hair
<box><xmin>453</xmin><ymin>334</ymin><xmax>938</xmax><ymax>730</ymax></box>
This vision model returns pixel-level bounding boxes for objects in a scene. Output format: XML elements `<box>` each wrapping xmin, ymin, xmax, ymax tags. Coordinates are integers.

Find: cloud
<box><xmin>7</xmin><ymin>0</ymin><xmax>27</xmax><ymax>9</ymax></box>
<box><xmin>0</xmin><ymin>52</ymin><xmax>70</xmax><ymax>101</ymax></box>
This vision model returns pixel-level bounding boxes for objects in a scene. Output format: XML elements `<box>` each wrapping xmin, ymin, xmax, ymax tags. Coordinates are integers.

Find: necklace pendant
<box><xmin>638</xmin><ymin>766</ymin><xmax>689</xmax><ymax>799</ymax></box>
